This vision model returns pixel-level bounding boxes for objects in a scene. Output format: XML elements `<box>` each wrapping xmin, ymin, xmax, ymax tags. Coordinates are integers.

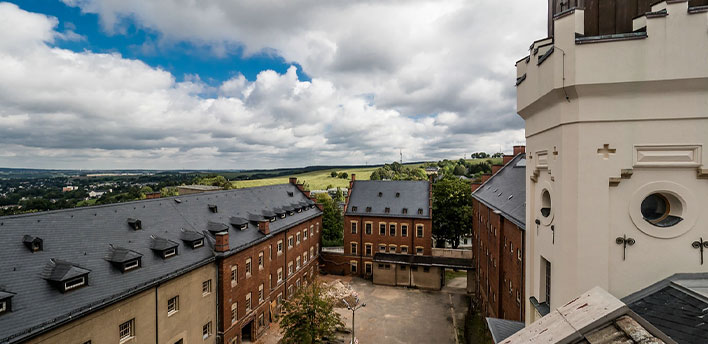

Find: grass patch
<box><xmin>232</xmin><ymin>166</ymin><xmax>378</xmax><ymax>190</ymax></box>
<box><xmin>76</xmin><ymin>199</ymin><xmax>97</xmax><ymax>207</ymax></box>
<box><xmin>467</xmin><ymin>308</ymin><xmax>494</xmax><ymax>344</ymax></box>
<box><xmin>445</xmin><ymin>269</ymin><xmax>468</xmax><ymax>284</ymax></box>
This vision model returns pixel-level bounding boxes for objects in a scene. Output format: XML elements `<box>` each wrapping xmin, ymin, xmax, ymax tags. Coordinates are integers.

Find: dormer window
<box><xmin>378</xmin><ymin>192</ymin><xmax>383</xmax><ymax>197</ymax></box>
<box><xmin>41</xmin><ymin>259</ymin><xmax>91</xmax><ymax>293</ymax></box>
<box><xmin>208</xmin><ymin>204</ymin><xmax>218</xmax><ymax>213</ymax></box>
<box><xmin>181</xmin><ymin>229</ymin><xmax>206</xmax><ymax>249</ymax></box>
<box><xmin>280</xmin><ymin>213</ymin><xmax>286</xmax><ymax>219</ymax></box>
<box><xmin>287</xmin><ymin>191</ymin><xmax>294</xmax><ymax>197</ymax></box>
<box><xmin>402</xmin><ymin>208</ymin><xmax>408</xmax><ymax>214</ymax></box>
<box><xmin>22</xmin><ymin>235</ymin><xmax>43</xmax><ymax>252</ymax></box>
<box><xmin>269</xmin><ymin>216</ymin><xmax>276</xmax><ymax>222</ymax></box>
<box><xmin>106</xmin><ymin>246</ymin><xmax>143</xmax><ymax>272</ymax></box>
<box><xmin>385</xmin><ymin>207</ymin><xmax>390</xmax><ymax>214</ymax></box>
<box><xmin>396</xmin><ymin>192</ymin><xmax>400</xmax><ymax>198</ymax></box>
<box><xmin>0</xmin><ymin>290</ymin><xmax>16</xmax><ymax>316</ymax></box>
<box><xmin>207</xmin><ymin>221</ymin><xmax>229</xmax><ymax>234</ymax></box>
<box><xmin>127</xmin><ymin>218</ymin><xmax>142</xmax><ymax>230</ymax></box>
<box><xmin>150</xmin><ymin>236</ymin><xmax>179</xmax><ymax>259</ymax></box>
<box><xmin>366</xmin><ymin>207</ymin><xmax>372</xmax><ymax>213</ymax></box>
<box><xmin>418</xmin><ymin>208</ymin><xmax>423</xmax><ymax>215</ymax></box>
<box><xmin>288</xmin><ymin>210</ymin><xmax>295</xmax><ymax>216</ymax></box>
<box><xmin>352</xmin><ymin>206</ymin><xmax>358</xmax><ymax>212</ymax></box>
<box><xmin>297</xmin><ymin>208</ymin><xmax>302</xmax><ymax>213</ymax></box>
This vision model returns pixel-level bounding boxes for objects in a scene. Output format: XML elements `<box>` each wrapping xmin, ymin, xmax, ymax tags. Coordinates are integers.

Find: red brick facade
<box><xmin>472</xmin><ymin>199</ymin><xmax>525</xmax><ymax>322</ymax></box>
<box><xmin>217</xmin><ymin>217</ymin><xmax>322</xmax><ymax>344</ymax></box>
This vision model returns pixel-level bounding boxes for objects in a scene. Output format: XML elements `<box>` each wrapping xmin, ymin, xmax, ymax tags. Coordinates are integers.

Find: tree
<box><xmin>280</xmin><ymin>281</ymin><xmax>344</xmax><ymax>344</ymax></box>
<box><xmin>334</xmin><ymin>187</ymin><xmax>345</xmax><ymax>203</ymax></box>
<box><xmin>432</xmin><ymin>177</ymin><xmax>473</xmax><ymax>248</ymax></box>
<box><xmin>330</xmin><ymin>171</ymin><xmax>338</xmax><ymax>178</ymax></box>
<box><xmin>316</xmin><ymin>193</ymin><xmax>343</xmax><ymax>246</ymax></box>
<box><xmin>338</xmin><ymin>172</ymin><xmax>348</xmax><ymax>179</ymax></box>
<box><xmin>492</xmin><ymin>152</ymin><xmax>504</xmax><ymax>158</ymax></box>
<box><xmin>452</xmin><ymin>164</ymin><xmax>467</xmax><ymax>176</ymax></box>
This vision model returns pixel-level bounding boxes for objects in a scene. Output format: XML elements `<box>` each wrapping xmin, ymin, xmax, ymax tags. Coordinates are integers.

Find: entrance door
<box><xmin>242</xmin><ymin>320</ymin><xmax>254</xmax><ymax>343</ymax></box>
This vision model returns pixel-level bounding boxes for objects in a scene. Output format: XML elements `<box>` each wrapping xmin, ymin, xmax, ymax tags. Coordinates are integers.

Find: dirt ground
<box><xmin>257</xmin><ymin>274</ymin><xmax>470</xmax><ymax>344</ymax></box>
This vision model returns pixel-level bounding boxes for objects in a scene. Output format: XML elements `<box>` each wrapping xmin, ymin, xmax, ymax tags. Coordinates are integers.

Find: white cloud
<box><xmin>0</xmin><ymin>1</ymin><xmax>541</xmax><ymax>169</ymax></box>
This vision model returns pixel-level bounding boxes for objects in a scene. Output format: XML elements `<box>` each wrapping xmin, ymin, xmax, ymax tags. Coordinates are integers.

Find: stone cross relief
<box><xmin>597</xmin><ymin>144</ymin><xmax>616</xmax><ymax>160</ymax></box>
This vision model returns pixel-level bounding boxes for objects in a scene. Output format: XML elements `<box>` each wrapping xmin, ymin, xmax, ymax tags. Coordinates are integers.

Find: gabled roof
<box><xmin>472</xmin><ymin>154</ymin><xmax>526</xmax><ymax>229</ymax></box>
<box><xmin>345</xmin><ymin>180</ymin><xmax>430</xmax><ymax>218</ymax></box>
<box><xmin>40</xmin><ymin>259</ymin><xmax>90</xmax><ymax>282</ymax></box>
<box><xmin>0</xmin><ymin>183</ymin><xmax>320</xmax><ymax>343</ymax></box>
<box><xmin>623</xmin><ymin>273</ymin><xmax>708</xmax><ymax>344</ymax></box>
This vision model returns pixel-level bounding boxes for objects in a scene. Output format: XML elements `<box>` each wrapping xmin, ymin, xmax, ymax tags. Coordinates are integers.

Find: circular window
<box><xmin>629</xmin><ymin>181</ymin><xmax>696</xmax><ymax>239</ymax></box>
<box><xmin>640</xmin><ymin>193</ymin><xmax>683</xmax><ymax>227</ymax></box>
<box><xmin>541</xmin><ymin>189</ymin><xmax>552</xmax><ymax>218</ymax></box>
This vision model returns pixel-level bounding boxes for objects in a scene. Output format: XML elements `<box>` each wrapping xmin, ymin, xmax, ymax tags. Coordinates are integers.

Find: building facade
<box><xmin>471</xmin><ymin>147</ymin><xmax>526</xmax><ymax>322</ymax></box>
<box><xmin>340</xmin><ymin>175</ymin><xmax>433</xmax><ymax>278</ymax></box>
<box><xmin>517</xmin><ymin>0</ymin><xmax>708</xmax><ymax>324</ymax></box>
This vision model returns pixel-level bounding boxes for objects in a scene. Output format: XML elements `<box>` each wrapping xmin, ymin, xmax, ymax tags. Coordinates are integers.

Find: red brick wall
<box><xmin>471</xmin><ymin>198</ymin><xmax>525</xmax><ymax>322</ymax></box>
<box><xmin>218</xmin><ymin>215</ymin><xmax>322</xmax><ymax>344</ymax></box>
<box><xmin>342</xmin><ymin>214</ymin><xmax>433</xmax><ymax>277</ymax></box>
<box><xmin>320</xmin><ymin>251</ymin><xmax>355</xmax><ymax>275</ymax></box>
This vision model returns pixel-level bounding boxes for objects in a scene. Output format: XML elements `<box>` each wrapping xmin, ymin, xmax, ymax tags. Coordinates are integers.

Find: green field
<box><xmin>232</xmin><ymin>166</ymin><xmax>379</xmax><ymax>190</ymax></box>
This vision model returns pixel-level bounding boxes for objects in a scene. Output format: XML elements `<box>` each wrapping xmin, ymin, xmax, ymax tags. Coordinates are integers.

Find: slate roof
<box><xmin>373</xmin><ymin>253</ymin><xmax>473</xmax><ymax>269</ymax></box>
<box><xmin>105</xmin><ymin>246</ymin><xmax>142</xmax><ymax>264</ymax></box>
<box><xmin>622</xmin><ymin>273</ymin><xmax>708</xmax><ymax>344</ymax></box>
<box><xmin>0</xmin><ymin>183</ymin><xmax>320</xmax><ymax>343</ymax></box>
<box><xmin>345</xmin><ymin>180</ymin><xmax>430</xmax><ymax>218</ymax></box>
<box><xmin>472</xmin><ymin>154</ymin><xmax>526</xmax><ymax>229</ymax></box>
<box><xmin>180</xmin><ymin>229</ymin><xmax>205</xmax><ymax>242</ymax></box>
<box><xmin>40</xmin><ymin>259</ymin><xmax>91</xmax><ymax>282</ymax></box>
<box><xmin>486</xmin><ymin>318</ymin><xmax>524</xmax><ymax>344</ymax></box>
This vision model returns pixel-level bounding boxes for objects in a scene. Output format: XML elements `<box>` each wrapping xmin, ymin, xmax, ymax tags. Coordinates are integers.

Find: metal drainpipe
<box><xmin>155</xmin><ymin>285</ymin><xmax>159</xmax><ymax>344</ymax></box>
<box><xmin>360</xmin><ymin>215</ymin><xmax>364</xmax><ymax>277</ymax></box>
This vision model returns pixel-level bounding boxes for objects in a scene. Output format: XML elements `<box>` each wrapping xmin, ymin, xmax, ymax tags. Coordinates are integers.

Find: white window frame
<box><xmin>119</xmin><ymin>319</ymin><xmax>135</xmax><ymax>343</ymax></box>
<box><xmin>416</xmin><ymin>225</ymin><xmax>424</xmax><ymax>238</ymax></box>
<box><xmin>231</xmin><ymin>265</ymin><xmax>238</xmax><ymax>287</ymax></box>
<box><xmin>288</xmin><ymin>236</ymin><xmax>294</xmax><ymax>248</ymax></box>
<box><xmin>202</xmin><ymin>280</ymin><xmax>212</xmax><ymax>296</ymax></box>
<box><xmin>245</xmin><ymin>258</ymin><xmax>252</xmax><ymax>277</ymax></box>
<box><xmin>246</xmin><ymin>292</ymin><xmax>252</xmax><ymax>312</ymax></box>
<box><xmin>231</xmin><ymin>302</ymin><xmax>238</xmax><ymax>324</ymax></box>
<box><xmin>202</xmin><ymin>321</ymin><xmax>212</xmax><ymax>340</ymax></box>
<box><xmin>167</xmin><ymin>296</ymin><xmax>179</xmax><ymax>316</ymax></box>
<box><xmin>164</xmin><ymin>248</ymin><xmax>176</xmax><ymax>258</ymax></box>
<box><xmin>124</xmin><ymin>259</ymin><xmax>140</xmax><ymax>271</ymax></box>
<box><xmin>278</xmin><ymin>267</ymin><xmax>283</xmax><ymax>282</ymax></box>
<box><xmin>259</xmin><ymin>284</ymin><xmax>264</xmax><ymax>303</ymax></box>
<box><xmin>64</xmin><ymin>276</ymin><xmax>85</xmax><ymax>291</ymax></box>
<box><xmin>416</xmin><ymin>246</ymin><xmax>424</xmax><ymax>255</ymax></box>
<box><xmin>258</xmin><ymin>252</ymin><xmax>264</xmax><ymax>270</ymax></box>
<box><xmin>277</xmin><ymin>240</ymin><xmax>283</xmax><ymax>255</ymax></box>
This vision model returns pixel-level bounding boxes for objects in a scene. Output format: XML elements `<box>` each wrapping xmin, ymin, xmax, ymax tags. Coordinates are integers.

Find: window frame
<box><xmin>167</xmin><ymin>295</ymin><xmax>179</xmax><ymax>316</ymax></box>
<box><xmin>119</xmin><ymin>318</ymin><xmax>135</xmax><ymax>343</ymax></box>
<box><xmin>202</xmin><ymin>280</ymin><xmax>212</xmax><ymax>296</ymax></box>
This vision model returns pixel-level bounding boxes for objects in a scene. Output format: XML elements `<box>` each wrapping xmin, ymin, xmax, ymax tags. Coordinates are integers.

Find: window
<box><xmin>258</xmin><ymin>252</ymin><xmax>264</xmax><ymax>270</ymax></box>
<box><xmin>64</xmin><ymin>276</ymin><xmax>86</xmax><ymax>291</ymax></box>
<box><xmin>258</xmin><ymin>313</ymin><xmax>265</xmax><ymax>328</ymax></box>
<box><xmin>0</xmin><ymin>301</ymin><xmax>5</xmax><ymax>314</ymax></box>
<box><xmin>246</xmin><ymin>258</ymin><xmax>252</xmax><ymax>277</ymax></box>
<box><xmin>231</xmin><ymin>302</ymin><xmax>238</xmax><ymax>324</ymax></box>
<box><xmin>518</xmin><ymin>249</ymin><xmax>522</xmax><ymax>261</ymax></box>
<box><xmin>351</xmin><ymin>242</ymin><xmax>358</xmax><ymax>255</ymax></box>
<box><xmin>278</xmin><ymin>267</ymin><xmax>283</xmax><ymax>282</ymax></box>
<box><xmin>277</xmin><ymin>240</ymin><xmax>283</xmax><ymax>255</ymax></box>
<box><xmin>418</xmin><ymin>208</ymin><xmax>423</xmax><ymax>215</ymax></box>
<box><xmin>401</xmin><ymin>225</ymin><xmax>408</xmax><ymax>237</ymax></box>
<box><xmin>119</xmin><ymin>319</ymin><xmax>134</xmax><ymax>342</ymax></box>
<box><xmin>385</xmin><ymin>207</ymin><xmax>390</xmax><ymax>213</ymax></box>
<box><xmin>350</xmin><ymin>261</ymin><xmax>357</xmax><ymax>273</ymax></box>
<box><xmin>416</xmin><ymin>225</ymin><xmax>424</xmax><ymax>238</ymax></box>
<box><xmin>303</xmin><ymin>252</ymin><xmax>308</xmax><ymax>263</ymax></box>
<box><xmin>288</xmin><ymin>262</ymin><xmax>294</xmax><ymax>275</ymax></box>
<box><xmin>288</xmin><ymin>285</ymin><xmax>293</xmax><ymax>298</ymax></box>
<box><xmin>401</xmin><ymin>265</ymin><xmax>407</xmax><ymax>271</ymax></box>
<box><xmin>411</xmin><ymin>266</ymin><xmax>418</xmax><ymax>272</ymax></box>
<box><xmin>541</xmin><ymin>189</ymin><xmax>552</xmax><ymax>218</ymax></box>
<box><xmin>259</xmin><ymin>284</ymin><xmax>264</xmax><ymax>303</ymax></box>
<box><xmin>389</xmin><ymin>223</ymin><xmax>396</xmax><ymax>236</ymax></box>
<box><xmin>641</xmin><ymin>192</ymin><xmax>683</xmax><ymax>227</ymax></box>
<box><xmin>164</xmin><ymin>248</ymin><xmax>177</xmax><ymax>258</ymax></box>
<box><xmin>296</xmin><ymin>257</ymin><xmax>301</xmax><ymax>269</ymax></box>
<box><xmin>416</xmin><ymin>246</ymin><xmax>424</xmax><ymax>255</ymax></box>
<box><xmin>544</xmin><ymin>259</ymin><xmax>552</xmax><ymax>304</ymax></box>
<box><xmin>168</xmin><ymin>296</ymin><xmax>179</xmax><ymax>315</ymax></box>
<box><xmin>365</xmin><ymin>222</ymin><xmax>372</xmax><ymax>235</ymax></box>
<box><xmin>124</xmin><ymin>259</ymin><xmax>140</xmax><ymax>271</ymax></box>
<box><xmin>269</xmin><ymin>274</ymin><xmax>273</xmax><ymax>289</ymax></box>
<box><xmin>316</xmin><ymin>243</ymin><xmax>319</xmax><ymax>253</ymax></box>
<box><xmin>401</xmin><ymin>245</ymin><xmax>408</xmax><ymax>254</ymax></box>
<box><xmin>365</xmin><ymin>262</ymin><xmax>372</xmax><ymax>275</ymax></box>
<box><xmin>423</xmin><ymin>267</ymin><xmax>430</xmax><ymax>272</ymax></box>
<box><xmin>351</xmin><ymin>222</ymin><xmax>357</xmax><ymax>234</ymax></box>
<box><xmin>202</xmin><ymin>280</ymin><xmax>212</xmax><ymax>296</ymax></box>
<box><xmin>379</xmin><ymin>223</ymin><xmax>386</xmax><ymax>235</ymax></box>
<box><xmin>379</xmin><ymin>244</ymin><xmax>386</xmax><ymax>252</ymax></box>
<box><xmin>231</xmin><ymin>265</ymin><xmax>238</xmax><ymax>287</ymax></box>
<box><xmin>316</xmin><ymin>222</ymin><xmax>320</xmax><ymax>233</ymax></box>
<box><xmin>365</xmin><ymin>243</ymin><xmax>372</xmax><ymax>256</ymax></box>
<box><xmin>246</xmin><ymin>293</ymin><xmax>252</xmax><ymax>312</ymax></box>
<box><xmin>296</xmin><ymin>232</ymin><xmax>301</xmax><ymax>244</ymax></box>
<box><xmin>202</xmin><ymin>321</ymin><xmax>212</xmax><ymax>340</ymax></box>
<box><xmin>389</xmin><ymin>244</ymin><xmax>397</xmax><ymax>253</ymax></box>
<box><xmin>269</xmin><ymin>245</ymin><xmax>273</xmax><ymax>260</ymax></box>
<box><xmin>402</xmin><ymin>208</ymin><xmax>408</xmax><ymax>214</ymax></box>
<box><xmin>296</xmin><ymin>279</ymin><xmax>301</xmax><ymax>288</ymax></box>
<box><xmin>310</xmin><ymin>247</ymin><xmax>314</xmax><ymax>258</ymax></box>
<box><xmin>288</xmin><ymin>236</ymin><xmax>294</xmax><ymax>248</ymax></box>
<box><xmin>304</xmin><ymin>228</ymin><xmax>309</xmax><ymax>240</ymax></box>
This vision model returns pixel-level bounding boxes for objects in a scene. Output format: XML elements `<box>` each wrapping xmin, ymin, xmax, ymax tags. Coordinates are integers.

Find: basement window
<box><xmin>127</xmin><ymin>218</ymin><xmax>142</xmax><ymax>230</ymax></box>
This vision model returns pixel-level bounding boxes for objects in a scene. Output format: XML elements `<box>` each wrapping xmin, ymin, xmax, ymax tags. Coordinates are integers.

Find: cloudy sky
<box><xmin>0</xmin><ymin>0</ymin><xmax>545</xmax><ymax>170</ymax></box>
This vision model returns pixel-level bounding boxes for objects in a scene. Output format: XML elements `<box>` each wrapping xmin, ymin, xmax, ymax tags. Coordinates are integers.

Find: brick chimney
<box><xmin>492</xmin><ymin>164</ymin><xmax>503</xmax><ymax>175</ymax></box>
<box><xmin>303</xmin><ymin>190</ymin><xmax>311</xmax><ymax>198</ymax></box>
<box><xmin>289</xmin><ymin>177</ymin><xmax>297</xmax><ymax>185</ymax></box>
<box><xmin>471</xmin><ymin>182</ymin><xmax>482</xmax><ymax>193</ymax></box>
<box><xmin>351</xmin><ymin>174</ymin><xmax>356</xmax><ymax>181</ymax></box>
<box><xmin>316</xmin><ymin>203</ymin><xmax>324</xmax><ymax>211</ymax></box>
<box><xmin>296</xmin><ymin>183</ymin><xmax>304</xmax><ymax>192</ymax></box>
<box><xmin>481</xmin><ymin>173</ymin><xmax>492</xmax><ymax>183</ymax></box>
<box><xmin>214</xmin><ymin>232</ymin><xmax>229</xmax><ymax>252</ymax></box>
<box><xmin>513</xmin><ymin>145</ymin><xmax>526</xmax><ymax>156</ymax></box>
<box><xmin>258</xmin><ymin>220</ymin><xmax>270</xmax><ymax>235</ymax></box>
<box><xmin>502</xmin><ymin>155</ymin><xmax>514</xmax><ymax>165</ymax></box>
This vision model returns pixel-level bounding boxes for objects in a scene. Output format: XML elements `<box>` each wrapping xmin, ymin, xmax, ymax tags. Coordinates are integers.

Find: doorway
<box><xmin>241</xmin><ymin>319</ymin><xmax>254</xmax><ymax>343</ymax></box>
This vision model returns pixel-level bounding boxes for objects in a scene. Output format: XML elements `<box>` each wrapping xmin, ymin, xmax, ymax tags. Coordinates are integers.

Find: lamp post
<box><xmin>342</xmin><ymin>296</ymin><xmax>366</xmax><ymax>344</ymax></box>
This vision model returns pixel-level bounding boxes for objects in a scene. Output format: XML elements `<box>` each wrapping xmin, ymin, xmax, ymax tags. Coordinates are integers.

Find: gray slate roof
<box><xmin>622</xmin><ymin>273</ymin><xmax>708</xmax><ymax>344</ymax></box>
<box><xmin>486</xmin><ymin>317</ymin><xmax>524</xmax><ymax>343</ymax></box>
<box><xmin>345</xmin><ymin>180</ymin><xmax>430</xmax><ymax>218</ymax></box>
<box><xmin>472</xmin><ymin>154</ymin><xmax>526</xmax><ymax>229</ymax></box>
<box><xmin>0</xmin><ymin>183</ymin><xmax>320</xmax><ymax>343</ymax></box>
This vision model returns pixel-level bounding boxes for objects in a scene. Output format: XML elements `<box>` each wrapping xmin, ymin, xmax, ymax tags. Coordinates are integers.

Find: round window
<box><xmin>640</xmin><ymin>193</ymin><xmax>683</xmax><ymax>227</ymax></box>
<box><xmin>541</xmin><ymin>189</ymin><xmax>552</xmax><ymax>218</ymax></box>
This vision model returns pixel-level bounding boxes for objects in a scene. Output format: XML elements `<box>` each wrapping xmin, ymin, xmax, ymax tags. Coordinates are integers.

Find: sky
<box><xmin>0</xmin><ymin>0</ymin><xmax>546</xmax><ymax>170</ymax></box>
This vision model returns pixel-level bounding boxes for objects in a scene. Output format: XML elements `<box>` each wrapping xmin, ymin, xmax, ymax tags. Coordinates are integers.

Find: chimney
<box><xmin>258</xmin><ymin>220</ymin><xmax>270</xmax><ymax>235</ymax></box>
<box><xmin>471</xmin><ymin>182</ymin><xmax>482</xmax><ymax>193</ymax></box>
<box><xmin>316</xmin><ymin>203</ymin><xmax>324</xmax><ymax>211</ymax></box>
<box><xmin>513</xmin><ymin>145</ymin><xmax>526</xmax><ymax>156</ymax></box>
<box><xmin>296</xmin><ymin>183</ymin><xmax>304</xmax><ymax>192</ymax></box>
<box><xmin>502</xmin><ymin>155</ymin><xmax>514</xmax><ymax>165</ymax></box>
<box><xmin>492</xmin><ymin>164</ymin><xmax>503</xmax><ymax>175</ymax></box>
<box><xmin>214</xmin><ymin>232</ymin><xmax>229</xmax><ymax>252</ymax></box>
<box><xmin>289</xmin><ymin>177</ymin><xmax>297</xmax><ymax>185</ymax></box>
<box><xmin>481</xmin><ymin>173</ymin><xmax>492</xmax><ymax>183</ymax></box>
<box><xmin>303</xmin><ymin>190</ymin><xmax>311</xmax><ymax>198</ymax></box>
<box><xmin>351</xmin><ymin>174</ymin><xmax>356</xmax><ymax>181</ymax></box>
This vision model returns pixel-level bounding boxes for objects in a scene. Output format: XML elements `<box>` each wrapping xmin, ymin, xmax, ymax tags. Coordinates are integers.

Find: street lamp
<box><xmin>342</xmin><ymin>296</ymin><xmax>366</xmax><ymax>344</ymax></box>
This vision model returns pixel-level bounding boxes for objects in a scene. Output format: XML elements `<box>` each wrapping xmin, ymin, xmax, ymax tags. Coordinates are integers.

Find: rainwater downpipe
<box><xmin>553</xmin><ymin>45</ymin><xmax>571</xmax><ymax>103</ymax></box>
